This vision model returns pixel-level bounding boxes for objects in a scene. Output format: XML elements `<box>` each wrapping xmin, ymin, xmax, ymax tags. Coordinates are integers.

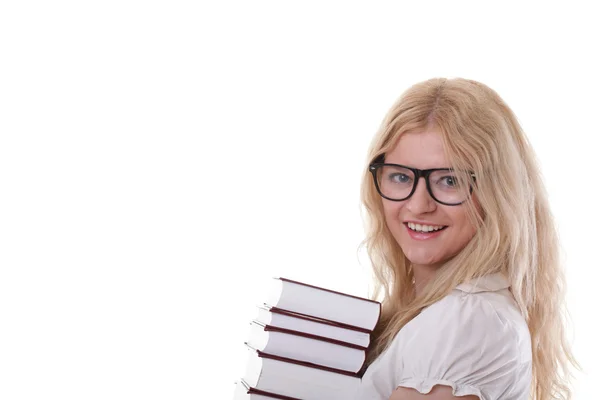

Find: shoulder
<box><xmin>406</xmin><ymin>288</ymin><xmax>531</xmax><ymax>361</ymax></box>
<box><xmin>390</xmin><ymin>289</ymin><xmax>532</xmax><ymax>398</ymax></box>
<box><xmin>358</xmin><ymin>274</ymin><xmax>533</xmax><ymax>399</ymax></box>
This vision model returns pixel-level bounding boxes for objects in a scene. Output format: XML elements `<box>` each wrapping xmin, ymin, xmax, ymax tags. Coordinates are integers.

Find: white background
<box><xmin>1</xmin><ymin>1</ymin><xmax>598</xmax><ymax>399</ymax></box>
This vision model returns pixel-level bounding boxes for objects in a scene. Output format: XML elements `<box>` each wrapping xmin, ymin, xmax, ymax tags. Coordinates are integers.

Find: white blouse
<box><xmin>356</xmin><ymin>273</ymin><xmax>532</xmax><ymax>400</ymax></box>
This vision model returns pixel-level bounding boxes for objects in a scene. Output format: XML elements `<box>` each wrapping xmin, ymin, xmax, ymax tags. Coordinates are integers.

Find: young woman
<box><xmin>356</xmin><ymin>78</ymin><xmax>577</xmax><ymax>400</ymax></box>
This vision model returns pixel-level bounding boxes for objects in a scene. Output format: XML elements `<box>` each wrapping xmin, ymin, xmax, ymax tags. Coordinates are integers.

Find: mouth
<box><xmin>404</xmin><ymin>224</ymin><xmax>448</xmax><ymax>241</ymax></box>
<box><xmin>404</xmin><ymin>223</ymin><xmax>449</xmax><ymax>233</ymax></box>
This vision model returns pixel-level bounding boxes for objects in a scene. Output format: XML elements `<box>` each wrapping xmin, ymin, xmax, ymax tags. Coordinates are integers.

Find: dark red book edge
<box><xmin>258</xmin><ymin>322</ymin><xmax>368</xmax><ymax>351</ymax></box>
<box><xmin>245</xmin><ymin>343</ymin><xmax>366</xmax><ymax>378</ymax></box>
<box><xmin>268</xmin><ymin>306</ymin><xmax>374</xmax><ymax>335</ymax></box>
<box><xmin>239</xmin><ymin>379</ymin><xmax>301</xmax><ymax>400</ymax></box>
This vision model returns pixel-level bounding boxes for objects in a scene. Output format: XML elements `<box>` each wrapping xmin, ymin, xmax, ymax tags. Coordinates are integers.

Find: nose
<box><xmin>405</xmin><ymin>176</ymin><xmax>436</xmax><ymax>213</ymax></box>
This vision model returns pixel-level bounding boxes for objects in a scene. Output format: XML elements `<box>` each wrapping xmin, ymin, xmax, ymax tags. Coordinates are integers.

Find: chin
<box><xmin>404</xmin><ymin>254</ymin><xmax>436</xmax><ymax>265</ymax></box>
<box><xmin>410</xmin><ymin>259</ymin><xmax>443</xmax><ymax>267</ymax></box>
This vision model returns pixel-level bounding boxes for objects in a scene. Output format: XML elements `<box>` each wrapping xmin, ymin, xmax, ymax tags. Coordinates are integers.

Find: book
<box><xmin>234</xmin><ymin>277</ymin><xmax>380</xmax><ymax>400</ymax></box>
<box><xmin>246</xmin><ymin>320</ymin><xmax>366</xmax><ymax>373</ymax></box>
<box><xmin>239</xmin><ymin>347</ymin><xmax>361</xmax><ymax>400</ymax></box>
<box><xmin>266</xmin><ymin>277</ymin><xmax>381</xmax><ymax>332</ymax></box>
<box><xmin>256</xmin><ymin>306</ymin><xmax>371</xmax><ymax>348</ymax></box>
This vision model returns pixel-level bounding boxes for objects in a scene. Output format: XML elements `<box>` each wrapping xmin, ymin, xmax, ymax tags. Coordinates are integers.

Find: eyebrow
<box><xmin>374</xmin><ymin>155</ymin><xmax>454</xmax><ymax>170</ymax></box>
<box><xmin>379</xmin><ymin>160</ymin><xmax>453</xmax><ymax>170</ymax></box>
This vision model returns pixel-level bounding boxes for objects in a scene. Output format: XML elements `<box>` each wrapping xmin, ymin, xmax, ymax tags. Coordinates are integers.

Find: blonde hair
<box><xmin>359</xmin><ymin>78</ymin><xmax>578</xmax><ymax>399</ymax></box>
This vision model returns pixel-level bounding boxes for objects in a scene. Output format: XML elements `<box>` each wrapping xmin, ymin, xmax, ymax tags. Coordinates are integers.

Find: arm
<box><xmin>389</xmin><ymin>385</ymin><xmax>479</xmax><ymax>400</ymax></box>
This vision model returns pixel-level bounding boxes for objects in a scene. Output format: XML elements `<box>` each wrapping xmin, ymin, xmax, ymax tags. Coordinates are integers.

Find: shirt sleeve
<box><xmin>393</xmin><ymin>292</ymin><xmax>532</xmax><ymax>400</ymax></box>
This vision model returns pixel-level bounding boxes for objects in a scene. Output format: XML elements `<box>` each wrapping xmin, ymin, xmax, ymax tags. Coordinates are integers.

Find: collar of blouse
<box><xmin>455</xmin><ymin>272</ymin><xmax>511</xmax><ymax>293</ymax></box>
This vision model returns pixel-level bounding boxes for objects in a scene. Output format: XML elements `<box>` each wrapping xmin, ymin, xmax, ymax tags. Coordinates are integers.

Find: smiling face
<box><xmin>382</xmin><ymin>127</ymin><xmax>480</xmax><ymax>275</ymax></box>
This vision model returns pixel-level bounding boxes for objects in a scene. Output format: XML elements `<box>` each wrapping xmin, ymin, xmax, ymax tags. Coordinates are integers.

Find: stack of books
<box><xmin>233</xmin><ymin>277</ymin><xmax>381</xmax><ymax>400</ymax></box>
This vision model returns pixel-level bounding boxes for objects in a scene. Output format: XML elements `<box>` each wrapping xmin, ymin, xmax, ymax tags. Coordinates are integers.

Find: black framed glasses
<box><xmin>369</xmin><ymin>156</ymin><xmax>476</xmax><ymax>206</ymax></box>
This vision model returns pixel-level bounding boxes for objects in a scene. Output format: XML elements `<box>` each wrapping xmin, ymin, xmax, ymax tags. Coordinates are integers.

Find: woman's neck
<box><xmin>412</xmin><ymin>263</ymin><xmax>441</xmax><ymax>296</ymax></box>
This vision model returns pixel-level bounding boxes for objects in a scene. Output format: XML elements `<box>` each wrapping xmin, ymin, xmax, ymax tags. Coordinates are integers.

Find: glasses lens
<box><xmin>376</xmin><ymin>165</ymin><xmax>415</xmax><ymax>200</ymax></box>
<box><xmin>375</xmin><ymin>165</ymin><xmax>473</xmax><ymax>204</ymax></box>
<box><xmin>429</xmin><ymin>169</ymin><xmax>472</xmax><ymax>204</ymax></box>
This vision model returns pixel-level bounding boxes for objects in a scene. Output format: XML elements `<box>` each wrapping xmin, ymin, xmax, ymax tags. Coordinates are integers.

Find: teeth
<box><xmin>407</xmin><ymin>222</ymin><xmax>446</xmax><ymax>232</ymax></box>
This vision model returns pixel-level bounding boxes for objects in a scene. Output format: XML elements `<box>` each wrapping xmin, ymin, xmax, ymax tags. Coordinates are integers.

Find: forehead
<box><xmin>385</xmin><ymin>129</ymin><xmax>448</xmax><ymax>169</ymax></box>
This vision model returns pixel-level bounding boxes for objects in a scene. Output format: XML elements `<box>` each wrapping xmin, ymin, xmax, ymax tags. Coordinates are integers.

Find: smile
<box><xmin>406</xmin><ymin>222</ymin><xmax>448</xmax><ymax>232</ymax></box>
<box><xmin>404</xmin><ymin>223</ymin><xmax>448</xmax><ymax>240</ymax></box>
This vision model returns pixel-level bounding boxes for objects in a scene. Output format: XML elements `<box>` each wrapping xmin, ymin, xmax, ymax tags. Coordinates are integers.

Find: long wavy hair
<box><xmin>359</xmin><ymin>78</ymin><xmax>578</xmax><ymax>400</ymax></box>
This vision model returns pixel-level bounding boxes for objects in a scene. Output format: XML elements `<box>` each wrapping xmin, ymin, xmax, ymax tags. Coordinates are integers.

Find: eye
<box><xmin>388</xmin><ymin>173</ymin><xmax>412</xmax><ymax>184</ymax></box>
<box><xmin>436</xmin><ymin>174</ymin><xmax>469</xmax><ymax>189</ymax></box>
<box><xmin>441</xmin><ymin>176</ymin><xmax>458</xmax><ymax>187</ymax></box>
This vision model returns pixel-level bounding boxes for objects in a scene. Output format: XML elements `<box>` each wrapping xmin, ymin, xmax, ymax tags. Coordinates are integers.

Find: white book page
<box><xmin>256</xmin><ymin>308</ymin><xmax>370</xmax><ymax>348</ymax></box>
<box><xmin>263</xmin><ymin>330</ymin><xmax>365</xmax><ymax>373</ymax></box>
<box><xmin>275</xmin><ymin>280</ymin><xmax>380</xmax><ymax>330</ymax></box>
<box><xmin>258</xmin><ymin>357</ymin><xmax>360</xmax><ymax>400</ymax></box>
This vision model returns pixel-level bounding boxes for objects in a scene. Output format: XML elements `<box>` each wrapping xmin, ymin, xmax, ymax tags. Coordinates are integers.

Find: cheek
<box><xmin>382</xmin><ymin>203</ymin><xmax>410</xmax><ymax>246</ymax></box>
<box><xmin>382</xmin><ymin>203</ymin><xmax>402</xmax><ymax>226</ymax></box>
<box><xmin>449</xmin><ymin>209</ymin><xmax>477</xmax><ymax>241</ymax></box>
